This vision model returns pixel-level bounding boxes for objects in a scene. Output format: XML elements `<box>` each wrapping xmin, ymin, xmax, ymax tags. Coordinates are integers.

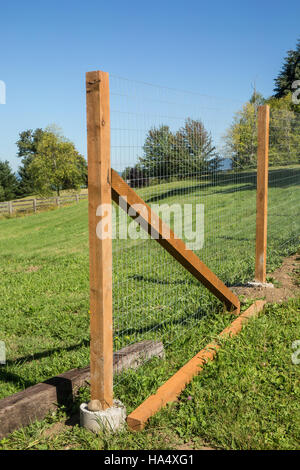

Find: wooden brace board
<box><xmin>111</xmin><ymin>169</ymin><xmax>240</xmax><ymax>312</ymax></box>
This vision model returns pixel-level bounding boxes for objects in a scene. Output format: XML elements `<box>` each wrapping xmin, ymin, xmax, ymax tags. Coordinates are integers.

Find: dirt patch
<box><xmin>176</xmin><ymin>441</ymin><xmax>216</xmax><ymax>450</ymax></box>
<box><xmin>26</xmin><ymin>265</ymin><xmax>40</xmax><ymax>273</ymax></box>
<box><xmin>42</xmin><ymin>414</ymin><xmax>79</xmax><ymax>439</ymax></box>
<box><xmin>42</xmin><ymin>421</ymin><xmax>67</xmax><ymax>438</ymax></box>
<box><xmin>232</xmin><ymin>253</ymin><xmax>300</xmax><ymax>303</ymax></box>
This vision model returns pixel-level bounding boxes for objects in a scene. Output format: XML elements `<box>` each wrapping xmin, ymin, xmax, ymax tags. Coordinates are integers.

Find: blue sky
<box><xmin>0</xmin><ymin>0</ymin><xmax>299</xmax><ymax>172</ymax></box>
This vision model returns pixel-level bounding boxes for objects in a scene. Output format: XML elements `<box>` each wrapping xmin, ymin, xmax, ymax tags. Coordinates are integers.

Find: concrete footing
<box><xmin>80</xmin><ymin>400</ymin><xmax>126</xmax><ymax>434</ymax></box>
<box><xmin>0</xmin><ymin>340</ymin><xmax>163</xmax><ymax>439</ymax></box>
<box><xmin>247</xmin><ymin>281</ymin><xmax>274</xmax><ymax>288</ymax></box>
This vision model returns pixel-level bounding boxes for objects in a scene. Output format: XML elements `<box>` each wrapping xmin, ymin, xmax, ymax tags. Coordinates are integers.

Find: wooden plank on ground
<box><xmin>111</xmin><ymin>169</ymin><xmax>240</xmax><ymax>312</ymax></box>
<box><xmin>0</xmin><ymin>341</ymin><xmax>164</xmax><ymax>439</ymax></box>
<box><xmin>127</xmin><ymin>300</ymin><xmax>266</xmax><ymax>431</ymax></box>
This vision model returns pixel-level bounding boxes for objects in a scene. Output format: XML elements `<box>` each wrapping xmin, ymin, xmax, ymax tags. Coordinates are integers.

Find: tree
<box><xmin>266</xmin><ymin>93</ymin><xmax>300</xmax><ymax>164</ymax></box>
<box><xmin>175</xmin><ymin>118</ymin><xmax>220</xmax><ymax>176</ymax></box>
<box><xmin>274</xmin><ymin>39</ymin><xmax>300</xmax><ymax>98</ymax></box>
<box><xmin>0</xmin><ymin>160</ymin><xmax>19</xmax><ymax>201</ymax></box>
<box><xmin>28</xmin><ymin>127</ymin><xmax>87</xmax><ymax>196</ymax></box>
<box><xmin>139</xmin><ymin>120</ymin><xmax>219</xmax><ymax>181</ymax></box>
<box><xmin>225</xmin><ymin>91</ymin><xmax>300</xmax><ymax>169</ymax></box>
<box><xmin>224</xmin><ymin>99</ymin><xmax>258</xmax><ymax>170</ymax></box>
<box><xmin>139</xmin><ymin>125</ymin><xmax>177</xmax><ymax>179</ymax></box>
<box><xmin>122</xmin><ymin>165</ymin><xmax>148</xmax><ymax>187</ymax></box>
<box><xmin>16</xmin><ymin>128</ymin><xmax>45</xmax><ymax>196</ymax></box>
<box><xmin>208</xmin><ymin>154</ymin><xmax>224</xmax><ymax>173</ymax></box>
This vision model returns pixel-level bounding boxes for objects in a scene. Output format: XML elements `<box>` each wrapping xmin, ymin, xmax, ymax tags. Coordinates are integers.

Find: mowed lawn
<box><xmin>0</xmin><ymin>166</ymin><xmax>299</xmax><ymax>402</ymax></box>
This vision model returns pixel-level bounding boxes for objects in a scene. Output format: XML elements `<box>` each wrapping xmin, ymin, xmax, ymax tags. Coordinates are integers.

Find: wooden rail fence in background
<box><xmin>0</xmin><ymin>193</ymin><xmax>88</xmax><ymax>216</ymax></box>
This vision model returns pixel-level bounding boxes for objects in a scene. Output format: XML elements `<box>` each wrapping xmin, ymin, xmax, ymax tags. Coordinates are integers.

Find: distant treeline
<box><xmin>122</xmin><ymin>94</ymin><xmax>300</xmax><ymax>188</ymax></box>
<box><xmin>1</xmin><ymin>40</ymin><xmax>299</xmax><ymax>198</ymax></box>
<box><xmin>122</xmin><ymin>39</ymin><xmax>300</xmax><ymax>188</ymax></box>
<box><xmin>122</xmin><ymin>118</ymin><xmax>223</xmax><ymax>187</ymax></box>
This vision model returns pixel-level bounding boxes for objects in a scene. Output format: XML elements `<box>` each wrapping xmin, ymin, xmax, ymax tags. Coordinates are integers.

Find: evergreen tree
<box><xmin>122</xmin><ymin>165</ymin><xmax>148</xmax><ymax>187</ymax></box>
<box><xmin>139</xmin><ymin>125</ymin><xmax>177</xmax><ymax>179</ymax></box>
<box><xmin>175</xmin><ymin>118</ymin><xmax>219</xmax><ymax>176</ymax></box>
<box><xmin>16</xmin><ymin>128</ymin><xmax>45</xmax><ymax>196</ymax></box>
<box><xmin>0</xmin><ymin>160</ymin><xmax>19</xmax><ymax>201</ymax></box>
<box><xmin>274</xmin><ymin>39</ymin><xmax>300</xmax><ymax>98</ymax></box>
<box><xmin>139</xmin><ymin>119</ymin><xmax>220</xmax><ymax>181</ymax></box>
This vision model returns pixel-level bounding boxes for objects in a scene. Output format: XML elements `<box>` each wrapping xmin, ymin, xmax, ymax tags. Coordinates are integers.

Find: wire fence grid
<box><xmin>267</xmin><ymin>108</ymin><xmax>300</xmax><ymax>269</ymax></box>
<box><xmin>109</xmin><ymin>76</ymin><xmax>300</xmax><ymax>385</ymax></box>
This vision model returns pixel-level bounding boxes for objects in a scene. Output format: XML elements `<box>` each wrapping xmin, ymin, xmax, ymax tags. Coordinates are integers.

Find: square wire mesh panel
<box><xmin>267</xmin><ymin>108</ymin><xmax>300</xmax><ymax>269</ymax></box>
<box><xmin>109</xmin><ymin>75</ymin><xmax>300</xmax><ymax>385</ymax></box>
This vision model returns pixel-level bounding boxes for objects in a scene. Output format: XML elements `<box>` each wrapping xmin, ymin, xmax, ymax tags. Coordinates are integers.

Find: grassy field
<box><xmin>0</xmin><ymin>166</ymin><xmax>299</xmax><ymax>448</ymax></box>
<box><xmin>0</xmin><ymin>299</ymin><xmax>299</xmax><ymax>450</ymax></box>
<box><xmin>0</xmin><ymin>166</ymin><xmax>299</xmax><ymax>397</ymax></box>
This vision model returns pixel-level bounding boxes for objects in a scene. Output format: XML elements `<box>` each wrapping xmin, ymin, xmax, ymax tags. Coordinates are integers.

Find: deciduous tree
<box><xmin>28</xmin><ymin>127</ymin><xmax>87</xmax><ymax>196</ymax></box>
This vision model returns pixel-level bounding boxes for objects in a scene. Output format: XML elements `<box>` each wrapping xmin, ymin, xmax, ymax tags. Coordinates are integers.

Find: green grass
<box><xmin>0</xmin><ymin>299</ymin><xmax>299</xmax><ymax>450</ymax></box>
<box><xmin>0</xmin><ymin>167</ymin><xmax>299</xmax><ymax>400</ymax></box>
<box><xmin>0</xmin><ymin>166</ymin><xmax>299</xmax><ymax>449</ymax></box>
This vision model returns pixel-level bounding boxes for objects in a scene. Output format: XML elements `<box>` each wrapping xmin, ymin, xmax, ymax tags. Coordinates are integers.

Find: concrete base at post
<box><xmin>80</xmin><ymin>400</ymin><xmax>126</xmax><ymax>434</ymax></box>
<box><xmin>247</xmin><ymin>281</ymin><xmax>274</xmax><ymax>288</ymax></box>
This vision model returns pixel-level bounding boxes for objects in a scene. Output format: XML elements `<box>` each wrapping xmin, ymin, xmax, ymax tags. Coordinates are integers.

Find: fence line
<box><xmin>83</xmin><ymin>71</ymin><xmax>300</xmax><ymax>406</ymax></box>
<box><xmin>0</xmin><ymin>193</ymin><xmax>88</xmax><ymax>215</ymax></box>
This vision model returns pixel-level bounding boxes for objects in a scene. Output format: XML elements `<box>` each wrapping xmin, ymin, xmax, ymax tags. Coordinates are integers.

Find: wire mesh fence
<box><xmin>267</xmin><ymin>108</ymin><xmax>300</xmax><ymax>271</ymax></box>
<box><xmin>110</xmin><ymin>77</ymin><xmax>238</xmax><ymax>383</ymax></box>
<box><xmin>105</xmin><ymin>76</ymin><xmax>299</xmax><ymax>387</ymax></box>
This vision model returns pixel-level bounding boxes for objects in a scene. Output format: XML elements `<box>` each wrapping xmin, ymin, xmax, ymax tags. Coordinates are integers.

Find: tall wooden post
<box><xmin>255</xmin><ymin>105</ymin><xmax>270</xmax><ymax>283</ymax></box>
<box><xmin>86</xmin><ymin>71</ymin><xmax>113</xmax><ymax>409</ymax></box>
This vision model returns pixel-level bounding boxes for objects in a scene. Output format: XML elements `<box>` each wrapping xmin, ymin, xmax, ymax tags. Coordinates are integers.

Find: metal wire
<box><xmin>109</xmin><ymin>75</ymin><xmax>300</xmax><ymax>385</ymax></box>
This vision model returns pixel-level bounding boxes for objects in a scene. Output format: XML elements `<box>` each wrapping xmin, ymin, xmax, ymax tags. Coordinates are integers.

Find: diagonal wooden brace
<box><xmin>111</xmin><ymin>170</ymin><xmax>240</xmax><ymax>312</ymax></box>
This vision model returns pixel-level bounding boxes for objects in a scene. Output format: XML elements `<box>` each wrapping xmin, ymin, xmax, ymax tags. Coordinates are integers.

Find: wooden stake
<box><xmin>8</xmin><ymin>201</ymin><xmax>13</xmax><ymax>216</ymax></box>
<box><xmin>255</xmin><ymin>105</ymin><xmax>270</xmax><ymax>283</ymax></box>
<box><xmin>86</xmin><ymin>71</ymin><xmax>113</xmax><ymax>409</ymax></box>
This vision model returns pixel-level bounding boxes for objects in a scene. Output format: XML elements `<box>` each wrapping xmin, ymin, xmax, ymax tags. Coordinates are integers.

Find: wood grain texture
<box><xmin>111</xmin><ymin>169</ymin><xmax>240</xmax><ymax>312</ymax></box>
<box><xmin>0</xmin><ymin>341</ymin><xmax>164</xmax><ymax>439</ymax></box>
<box><xmin>255</xmin><ymin>105</ymin><xmax>270</xmax><ymax>283</ymax></box>
<box><xmin>86</xmin><ymin>71</ymin><xmax>113</xmax><ymax>409</ymax></box>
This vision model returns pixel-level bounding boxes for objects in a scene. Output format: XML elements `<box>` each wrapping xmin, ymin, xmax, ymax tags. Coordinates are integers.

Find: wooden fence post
<box><xmin>255</xmin><ymin>105</ymin><xmax>270</xmax><ymax>283</ymax></box>
<box><xmin>33</xmin><ymin>199</ymin><xmax>37</xmax><ymax>213</ymax></box>
<box><xmin>86</xmin><ymin>71</ymin><xmax>113</xmax><ymax>409</ymax></box>
<box><xmin>8</xmin><ymin>201</ymin><xmax>13</xmax><ymax>216</ymax></box>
